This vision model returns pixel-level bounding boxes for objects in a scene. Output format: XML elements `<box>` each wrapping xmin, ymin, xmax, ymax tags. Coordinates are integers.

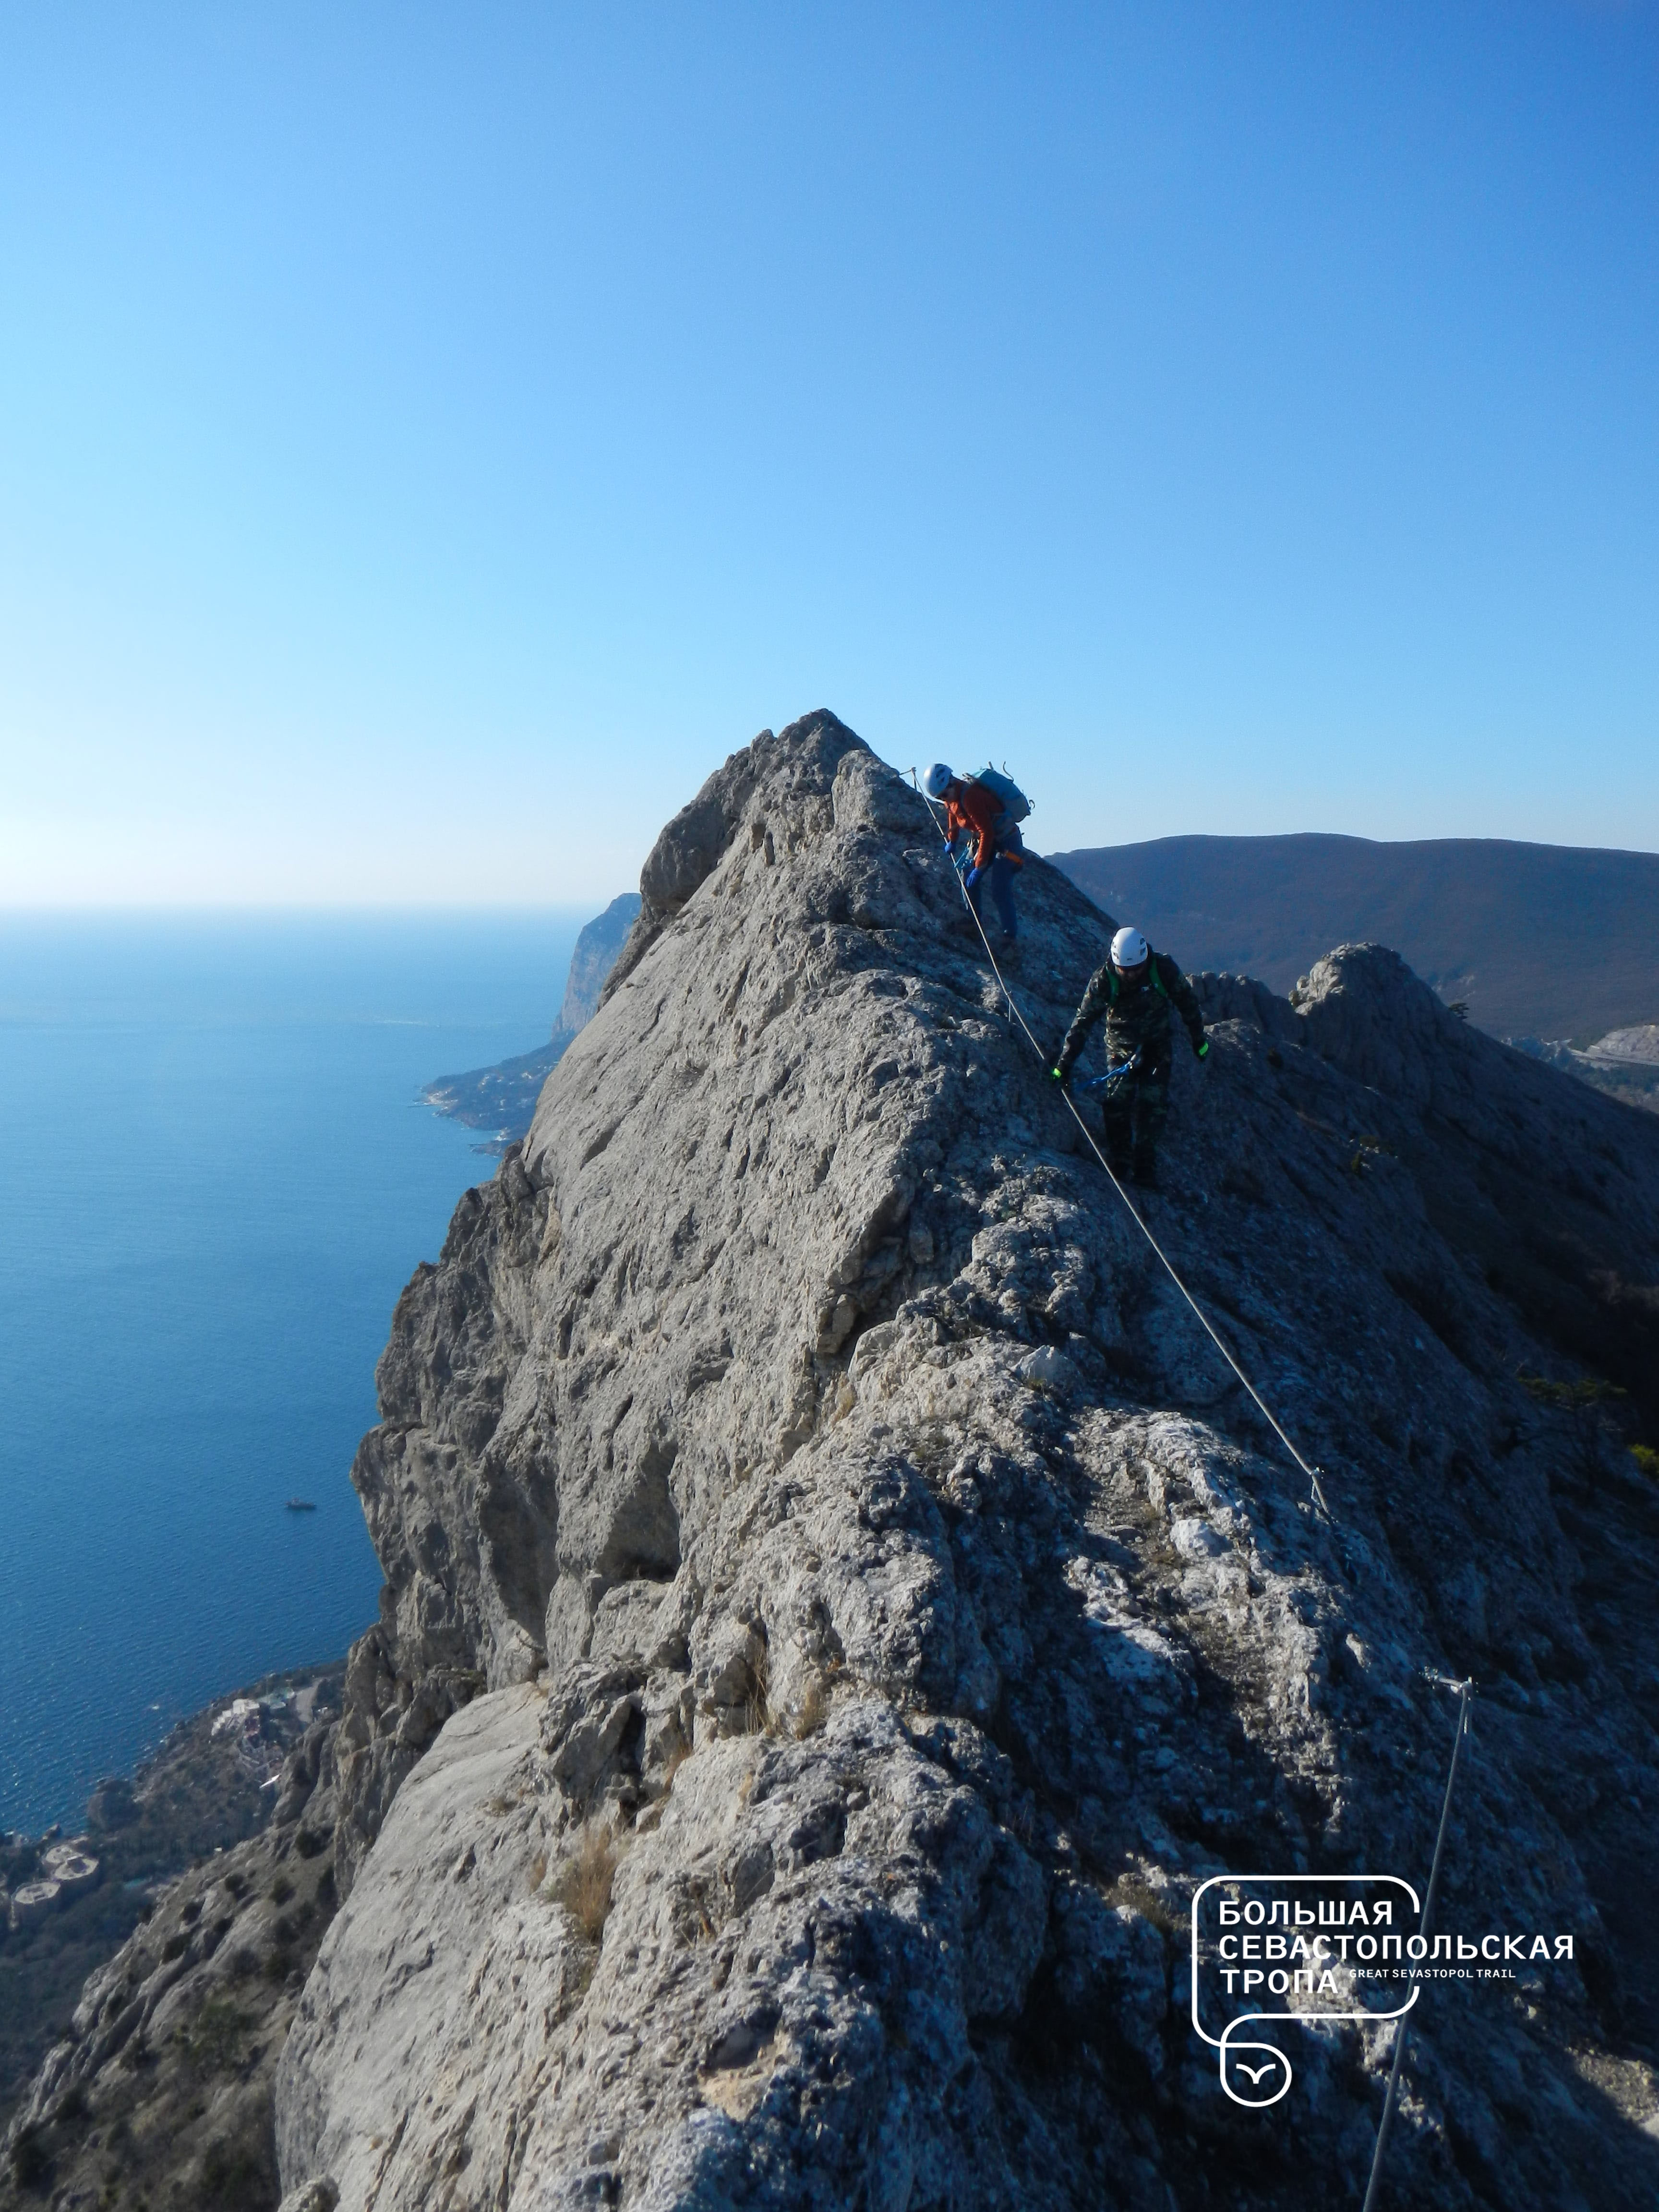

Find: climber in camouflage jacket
<box><xmin>1052</xmin><ymin>928</ymin><xmax>1209</xmax><ymax>1188</ymax></box>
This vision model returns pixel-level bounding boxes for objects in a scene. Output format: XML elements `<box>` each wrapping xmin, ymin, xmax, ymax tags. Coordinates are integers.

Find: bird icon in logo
<box><xmin>1233</xmin><ymin>2059</ymin><xmax>1280</xmax><ymax>2086</ymax></box>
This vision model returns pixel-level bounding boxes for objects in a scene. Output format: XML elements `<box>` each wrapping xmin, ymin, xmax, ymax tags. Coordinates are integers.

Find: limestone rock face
<box><xmin>275</xmin><ymin>1687</ymin><xmax>556</xmax><ymax>2210</ymax></box>
<box><xmin>1588</xmin><ymin>1023</ymin><xmax>1659</xmax><ymax>1066</ymax></box>
<box><xmin>1510</xmin><ymin>1022</ymin><xmax>1659</xmax><ymax>1119</ymax></box>
<box><xmin>278</xmin><ymin>714</ymin><xmax>1659</xmax><ymax>2209</ymax></box>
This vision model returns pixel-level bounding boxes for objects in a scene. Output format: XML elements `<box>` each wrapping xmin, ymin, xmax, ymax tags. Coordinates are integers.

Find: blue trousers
<box><xmin>969</xmin><ymin>854</ymin><xmax>1020</xmax><ymax>939</ymax></box>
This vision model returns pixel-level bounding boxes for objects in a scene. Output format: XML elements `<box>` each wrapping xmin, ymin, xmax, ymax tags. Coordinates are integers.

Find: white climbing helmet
<box><xmin>923</xmin><ymin>762</ymin><xmax>954</xmax><ymax>799</ymax></box>
<box><xmin>1111</xmin><ymin>926</ymin><xmax>1150</xmax><ymax>970</ymax></box>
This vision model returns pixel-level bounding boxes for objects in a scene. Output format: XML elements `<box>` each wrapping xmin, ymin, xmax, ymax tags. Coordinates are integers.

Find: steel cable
<box><xmin>908</xmin><ymin>777</ymin><xmax>1490</xmax><ymax>2195</ymax></box>
<box><xmin>1361</xmin><ymin>1678</ymin><xmax>1475</xmax><ymax>2210</ymax></box>
<box><xmin>911</xmin><ymin>773</ymin><xmax>1333</xmax><ymax>1519</ymax></box>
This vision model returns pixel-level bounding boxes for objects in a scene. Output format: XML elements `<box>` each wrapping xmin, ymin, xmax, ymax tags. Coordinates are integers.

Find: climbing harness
<box><xmin>1361</xmin><ymin>1677</ymin><xmax>1475</xmax><ymax>2210</ymax></box>
<box><xmin>910</xmin><ymin>769</ymin><xmax>1333</xmax><ymax>1522</ymax></box>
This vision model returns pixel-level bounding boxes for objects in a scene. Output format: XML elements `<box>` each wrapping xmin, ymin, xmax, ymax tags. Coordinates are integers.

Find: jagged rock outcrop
<box><xmin>1511</xmin><ymin>1025</ymin><xmax>1659</xmax><ymax>1119</ymax></box>
<box><xmin>268</xmin><ymin>714</ymin><xmax>1659</xmax><ymax>2208</ymax></box>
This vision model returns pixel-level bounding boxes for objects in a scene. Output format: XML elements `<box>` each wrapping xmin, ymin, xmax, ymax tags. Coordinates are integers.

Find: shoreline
<box><xmin>0</xmin><ymin>1657</ymin><xmax>346</xmax><ymax>2132</ymax></box>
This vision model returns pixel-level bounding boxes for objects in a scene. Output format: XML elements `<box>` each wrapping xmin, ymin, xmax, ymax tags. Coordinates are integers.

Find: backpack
<box><xmin>971</xmin><ymin>766</ymin><xmax>1032</xmax><ymax>824</ymax></box>
<box><xmin>1108</xmin><ymin>952</ymin><xmax>1168</xmax><ymax>1002</ymax></box>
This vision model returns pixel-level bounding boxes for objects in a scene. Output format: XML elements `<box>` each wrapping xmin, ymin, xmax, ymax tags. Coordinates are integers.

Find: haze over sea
<box><xmin>0</xmin><ymin>912</ymin><xmax>582</xmax><ymax>1836</ymax></box>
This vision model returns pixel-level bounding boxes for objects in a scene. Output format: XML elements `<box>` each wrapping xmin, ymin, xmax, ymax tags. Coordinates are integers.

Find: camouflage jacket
<box><xmin>1057</xmin><ymin>949</ymin><xmax>1206</xmax><ymax>1073</ymax></box>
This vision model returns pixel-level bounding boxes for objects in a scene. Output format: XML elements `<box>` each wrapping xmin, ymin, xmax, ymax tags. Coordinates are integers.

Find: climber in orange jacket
<box><xmin>923</xmin><ymin>763</ymin><xmax>1024</xmax><ymax>943</ymax></box>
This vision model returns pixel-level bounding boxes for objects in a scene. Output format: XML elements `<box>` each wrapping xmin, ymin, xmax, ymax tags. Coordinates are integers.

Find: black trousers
<box><xmin>1101</xmin><ymin>1032</ymin><xmax>1172</xmax><ymax>1164</ymax></box>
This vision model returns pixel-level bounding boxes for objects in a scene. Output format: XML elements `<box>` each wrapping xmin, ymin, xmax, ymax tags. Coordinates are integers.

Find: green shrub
<box><xmin>197</xmin><ymin>2127</ymin><xmax>273</xmax><ymax>2206</ymax></box>
<box><xmin>185</xmin><ymin>1997</ymin><xmax>251</xmax><ymax>2074</ymax></box>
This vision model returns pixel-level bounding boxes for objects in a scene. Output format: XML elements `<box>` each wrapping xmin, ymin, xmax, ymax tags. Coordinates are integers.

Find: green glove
<box><xmin>1196</xmin><ymin>1038</ymin><xmax>1210</xmax><ymax>1060</ymax></box>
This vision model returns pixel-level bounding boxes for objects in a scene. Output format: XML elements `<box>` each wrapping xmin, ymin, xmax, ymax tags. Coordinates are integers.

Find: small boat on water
<box><xmin>285</xmin><ymin>1498</ymin><xmax>318</xmax><ymax>1513</ymax></box>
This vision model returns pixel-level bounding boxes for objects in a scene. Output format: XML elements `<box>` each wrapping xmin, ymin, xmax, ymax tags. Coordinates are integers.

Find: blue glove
<box><xmin>965</xmin><ymin>864</ymin><xmax>984</xmax><ymax>891</ymax></box>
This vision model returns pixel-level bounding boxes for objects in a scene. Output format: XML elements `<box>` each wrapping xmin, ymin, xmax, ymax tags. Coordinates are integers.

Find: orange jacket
<box><xmin>944</xmin><ymin>779</ymin><xmax>1014</xmax><ymax>872</ymax></box>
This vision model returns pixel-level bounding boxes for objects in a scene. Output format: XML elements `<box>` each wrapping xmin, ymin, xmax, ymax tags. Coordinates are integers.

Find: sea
<box><xmin>0</xmin><ymin>911</ymin><xmax>584</xmax><ymax>1837</ymax></box>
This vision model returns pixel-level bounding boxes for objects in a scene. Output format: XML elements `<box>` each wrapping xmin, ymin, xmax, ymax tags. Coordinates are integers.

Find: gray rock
<box><xmin>1508</xmin><ymin>1025</ymin><xmax>1659</xmax><ymax>1118</ymax></box>
<box><xmin>279</xmin><ymin>2185</ymin><xmax>341</xmax><ymax>2212</ymax></box>
<box><xmin>258</xmin><ymin>711</ymin><xmax>1659</xmax><ymax>2208</ymax></box>
<box><xmin>276</xmin><ymin>1687</ymin><xmax>564</xmax><ymax>2210</ymax></box>
<box><xmin>1049</xmin><ymin>1880</ymin><xmax>1169</xmax><ymax>2068</ymax></box>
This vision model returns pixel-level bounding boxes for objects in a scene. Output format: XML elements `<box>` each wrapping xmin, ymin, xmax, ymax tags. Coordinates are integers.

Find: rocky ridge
<box><xmin>1511</xmin><ymin>1028</ymin><xmax>1659</xmax><ymax>1120</ymax></box>
<box><xmin>11</xmin><ymin>712</ymin><xmax>1659</xmax><ymax>2210</ymax></box>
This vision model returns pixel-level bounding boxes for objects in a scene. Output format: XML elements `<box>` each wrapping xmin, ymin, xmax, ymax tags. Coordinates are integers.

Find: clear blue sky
<box><xmin>2</xmin><ymin>1</ymin><xmax>1656</xmax><ymax>904</ymax></box>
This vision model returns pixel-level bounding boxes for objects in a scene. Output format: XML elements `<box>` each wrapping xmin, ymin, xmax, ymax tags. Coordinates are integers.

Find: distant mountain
<box><xmin>1046</xmin><ymin>832</ymin><xmax>1659</xmax><ymax>1046</ymax></box>
<box><xmin>422</xmin><ymin>892</ymin><xmax>641</xmax><ymax>1145</ymax></box>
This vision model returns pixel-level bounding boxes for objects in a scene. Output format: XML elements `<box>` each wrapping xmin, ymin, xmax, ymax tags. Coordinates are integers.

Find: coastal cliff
<box><xmin>11</xmin><ymin>712</ymin><xmax>1659</xmax><ymax>2209</ymax></box>
<box><xmin>422</xmin><ymin>893</ymin><xmax>644</xmax><ymax>1149</ymax></box>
